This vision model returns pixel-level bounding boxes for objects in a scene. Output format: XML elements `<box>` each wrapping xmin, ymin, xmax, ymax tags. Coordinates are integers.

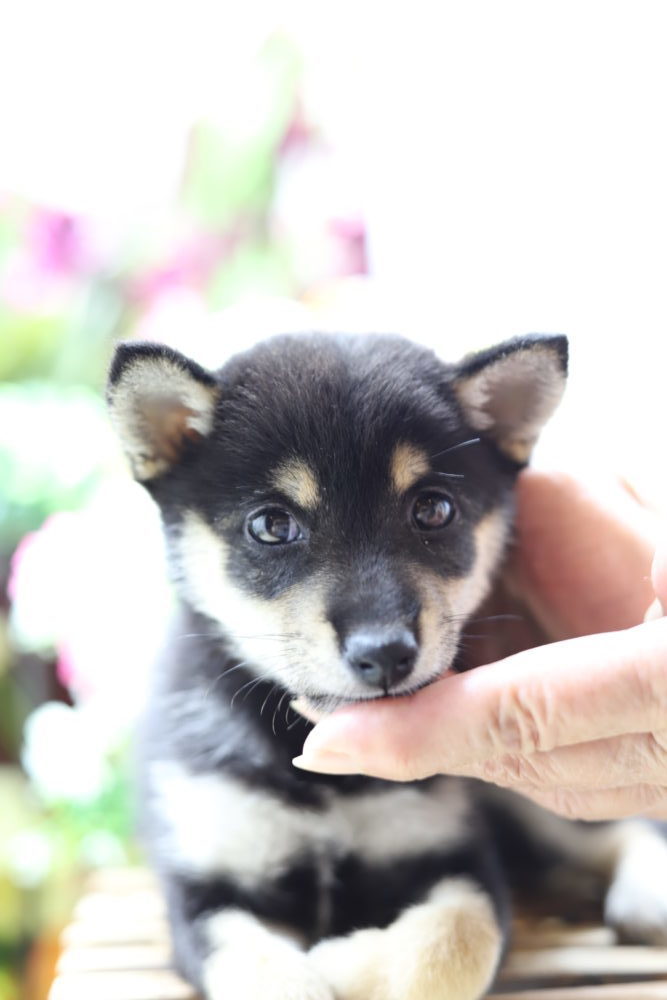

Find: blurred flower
<box><xmin>278</xmin><ymin>100</ymin><xmax>315</xmax><ymax>156</ymax></box>
<box><xmin>79</xmin><ymin>831</ymin><xmax>127</xmax><ymax>869</ymax></box>
<box><xmin>29</xmin><ymin>210</ymin><xmax>91</xmax><ymax>277</ymax></box>
<box><xmin>328</xmin><ymin>216</ymin><xmax>367</xmax><ymax>278</ymax></box>
<box><xmin>0</xmin><ymin>207</ymin><xmax>93</xmax><ymax>314</ymax></box>
<box><xmin>6</xmin><ymin>830</ymin><xmax>53</xmax><ymax>890</ymax></box>
<box><xmin>0</xmin><ymin>385</ymin><xmax>116</xmax><ymax>551</ymax></box>
<box><xmin>8</xmin><ymin>481</ymin><xmax>171</xmax><ymax>716</ymax></box>
<box><xmin>21</xmin><ymin>702</ymin><xmax>111</xmax><ymax>804</ymax></box>
<box><xmin>133</xmin><ymin>231</ymin><xmax>237</xmax><ymax>304</ymax></box>
<box><xmin>273</xmin><ymin>142</ymin><xmax>367</xmax><ymax>288</ymax></box>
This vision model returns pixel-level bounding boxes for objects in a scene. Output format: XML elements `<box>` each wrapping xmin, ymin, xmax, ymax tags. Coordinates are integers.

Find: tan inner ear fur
<box><xmin>141</xmin><ymin>396</ymin><xmax>209</xmax><ymax>467</ymax></box>
<box><xmin>455</xmin><ymin>345</ymin><xmax>566</xmax><ymax>463</ymax></box>
<box><xmin>109</xmin><ymin>356</ymin><xmax>218</xmax><ymax>481</ymax></box>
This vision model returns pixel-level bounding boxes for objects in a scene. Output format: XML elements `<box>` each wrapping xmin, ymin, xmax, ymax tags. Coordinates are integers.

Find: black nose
<box><xmin>344</xmin><ymin>630</ymin><xmax>418</xmax><ymax>691</ymax></box>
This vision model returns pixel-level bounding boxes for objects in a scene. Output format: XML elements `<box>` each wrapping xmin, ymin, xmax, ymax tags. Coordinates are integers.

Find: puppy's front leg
<box><xmin>310</xmin><ymin>877</ymin><xmax>505</xmax><ymax>1000</ymax></box>
<box><xmin>164</xmin><ymin>878</ymin><xmax>334</xmax><ymax>1000</ymax></box>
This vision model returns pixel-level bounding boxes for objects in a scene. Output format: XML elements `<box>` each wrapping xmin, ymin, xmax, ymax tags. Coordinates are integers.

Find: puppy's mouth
<box><xmin>293</xmin><ymin>669</ymin><xmax>453</xmax><ymax>720</ymax></box>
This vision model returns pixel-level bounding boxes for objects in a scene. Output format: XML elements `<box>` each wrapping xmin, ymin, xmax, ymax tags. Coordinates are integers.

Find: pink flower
<box><xmin>132</xmin><ymin>232</ymin><xmax>237</xmax><ymax>305</ymax></box>
<box><xmin>329</xmin><ymin>216</ymin><xmax>368</xmax><ymax>277</ymax></box>
<box><xmin>0</xmin><ymin>207</ymin><xmax>93</xmax><ymax>312</ymax></box>
<box><xmin>28</xmin><ymin>210</ymin><xmax>90</xmax><ymax>277</ymax></box>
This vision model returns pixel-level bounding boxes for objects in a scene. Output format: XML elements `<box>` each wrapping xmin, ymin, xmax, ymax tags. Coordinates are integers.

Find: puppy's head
<box><xmin>108</xmin><ymin>333</ymin><xmax>566</xmax><ymax>708</ymax></box>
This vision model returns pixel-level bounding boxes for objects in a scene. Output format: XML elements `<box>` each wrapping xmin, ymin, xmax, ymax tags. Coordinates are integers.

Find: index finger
<box><xmin>297</xmin><ymin>618</ymin><xmax>667</xmax><ymax>780</ymax></box>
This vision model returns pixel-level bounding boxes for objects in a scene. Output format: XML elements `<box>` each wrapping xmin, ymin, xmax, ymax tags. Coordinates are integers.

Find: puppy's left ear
<box><xmin>107</xmin><ymin>341</ymin><xmax>219</xmax><ymax>481</ymax></box>
<box><xmin>454</xmin><ymin>334</ymin><xmax>568</xmax><ymax>463</ymax></box>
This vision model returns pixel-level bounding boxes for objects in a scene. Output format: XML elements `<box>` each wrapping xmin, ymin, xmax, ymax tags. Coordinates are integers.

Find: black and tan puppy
<box><xmin>108</xmin><ymin>332</ymin><xmax>667</xmax><ymax>1000</ymax></box>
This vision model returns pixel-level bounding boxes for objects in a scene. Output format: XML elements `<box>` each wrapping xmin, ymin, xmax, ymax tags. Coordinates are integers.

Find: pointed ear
<box><xmin>453</xmin><ymin>334</ymin><xmax>568</xmax><ymax>463</ymax></box>
<box><xmin>107</xmin><ymin>342</ymin><xmax>219</xmax><ymax>481</ymax></box>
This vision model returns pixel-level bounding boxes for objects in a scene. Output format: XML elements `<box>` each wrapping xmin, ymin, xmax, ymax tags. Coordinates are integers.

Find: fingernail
<box><xmin>645</xmin><ymin>597</ymin><xmax>665</xmax><ymax>622</ymax></box>
<box><xmin>292</xmin><ymin>752</ymin><xmax>360</xmax><ymax>775</ymax></box>
<box><xmin>301</xmin><ymin>717</ymin><xmax>351</xmax><ymax>756</ymax></box>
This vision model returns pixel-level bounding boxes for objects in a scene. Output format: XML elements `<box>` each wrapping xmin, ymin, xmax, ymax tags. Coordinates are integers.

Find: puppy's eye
<box><xmin>411</xmin><ymin>492</ymin><xmax>455</xmax><ymax>531</ymax></box>
<box><xmin>247</xmin><ymin>508</ymin><xmax>303</xmax><ymax>545</ymax></box>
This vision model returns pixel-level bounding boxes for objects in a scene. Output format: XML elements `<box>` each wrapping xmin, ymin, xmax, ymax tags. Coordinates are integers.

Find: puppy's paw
<box><xmin>605</xmin><ymin>876</ymin><xmax>667</xmax><ymax>945</ymax></box>
<box><xmin>204</xmin><ymin>941</ymin><xmax>334</xmax><ymax>1000</ymax></box>
<box><xmin>310</xmin><ymin>878</ymin><xmax>502</xmax><ymax>1000</ymax></box>
<box><xmin>605</xmin><ymin>824</ymin><xmax>667</xmax><ymax>945</ymax></box>
<box><xmin>310</xmin><ymin>927</ymin><xmax>386</xmax><ymax>1000</ymax></box>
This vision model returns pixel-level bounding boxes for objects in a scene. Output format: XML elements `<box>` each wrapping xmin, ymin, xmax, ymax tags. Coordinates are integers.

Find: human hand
<box><xmin>293</xmin><ymin>470</ymin><xmax>667</xmax><ymax>821</ymax></box>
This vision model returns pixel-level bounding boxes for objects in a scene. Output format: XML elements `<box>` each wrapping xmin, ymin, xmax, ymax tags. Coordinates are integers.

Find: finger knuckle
<box><xmin>634</xmin><ymin>783</ymin><xmax>667</xmax><ymax>813</ymax></box>
<box><xmin>479</xmin><ymin>753</ymin><xmax>543</xmax><ymax>787</ymax></box>
<box><xmin>487</xmin><ymin>683</ymin><xmax>552</xmax><ymax>757</ymax></box>
<box><xmin>641</xmin><ymin>732</ymin><xmax>667</xmax><ymax>776</ymax></box>
<box><xmin>541</xmin><ymin>788</ymin><xmax>591</xmax><ymax>821</ymax></box>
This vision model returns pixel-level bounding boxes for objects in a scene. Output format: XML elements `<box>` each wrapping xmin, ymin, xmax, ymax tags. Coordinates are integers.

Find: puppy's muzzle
<box><xmin>343</xmin><ymin>629</ymin><xmax>418</xmax><ymax>692</ymax></box>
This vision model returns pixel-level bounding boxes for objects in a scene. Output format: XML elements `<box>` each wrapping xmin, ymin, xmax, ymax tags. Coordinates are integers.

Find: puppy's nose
<box><xmin>344</xmin><ymin>630</ymin><xmax>418</xmax><ymax>691</ymax></box>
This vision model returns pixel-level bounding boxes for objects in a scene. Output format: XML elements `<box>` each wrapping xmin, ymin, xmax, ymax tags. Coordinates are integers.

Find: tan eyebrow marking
<box><xmin>390</xmin><ymin>442</ymin><xmax>430</xmax><ymax>494</ymax></box>
<box><xmin>271</xmin><ymin>458</ymin><xmax>321</xmax><ymax>510</ymax></box>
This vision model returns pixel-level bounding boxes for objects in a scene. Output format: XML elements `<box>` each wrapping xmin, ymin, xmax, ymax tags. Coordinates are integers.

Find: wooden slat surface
<box><xmin>497</xmin><ymin>987</ymin><xmax>667</xmax><ymax>1000</ymax></box>
<box><xmin>49</xmin><ymin>870</ymin><xmax>667</xmax><ymax>1000</ymax></box>
<box><xmin>502</xmin><ymin>945</ymin><xmax>667</xmax><ymax>979</ymax></box>
<box><xmin>50</xmin><ymin>970</ymin><xmax>197</xmax><ymax>1000</ymax></box>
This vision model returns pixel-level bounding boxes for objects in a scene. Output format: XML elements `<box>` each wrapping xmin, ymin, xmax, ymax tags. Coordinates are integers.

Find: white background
<box><xmin>1</xmin><ymin>0</ymin><xmax>665</xmax><ymax>500</ymax></box>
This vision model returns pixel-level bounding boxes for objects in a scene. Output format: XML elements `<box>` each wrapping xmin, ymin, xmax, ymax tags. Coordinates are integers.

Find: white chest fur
<box><xmin>150</xmin><ymin>761</ymin><xmax>471</xmax><ymax>888</ymax></box>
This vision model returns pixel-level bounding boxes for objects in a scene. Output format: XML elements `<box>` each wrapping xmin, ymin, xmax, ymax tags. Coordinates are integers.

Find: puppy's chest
<box><xmin>150</xmin><ymin>761</ymin><xmax>471</xmax><ymax>888</ymax></box>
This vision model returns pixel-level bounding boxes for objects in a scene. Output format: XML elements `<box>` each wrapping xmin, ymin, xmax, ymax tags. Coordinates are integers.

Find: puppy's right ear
<box><xmin>107</xmin><ymin>342</ymin><xmax>219</xmax><ymax>482</ymax></box>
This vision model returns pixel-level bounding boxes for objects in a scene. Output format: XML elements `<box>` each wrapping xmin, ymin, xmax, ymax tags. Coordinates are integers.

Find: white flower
<box><xmin>22</xmin><ymin>702</ymin><xmax>111</xmax><ymax>804</ymax></box>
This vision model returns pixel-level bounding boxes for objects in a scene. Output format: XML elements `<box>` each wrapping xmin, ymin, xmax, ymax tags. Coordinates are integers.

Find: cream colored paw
<box><xmin>203</xmin><ymin>909</ymin><xmax>334</xmax><ymax>1000</ymax></box>
<box><xmin>310</xmin><ymin>878</ymin><xmax>503</xmax><ymax>1000</ymax></box>
<box><xmin>605</xmin><ymin>823</ymin><xmax>667</xmax><ymax>945</ymax></box>
<box><xmin>310</xmin><ymin>927</ymin><xmax>386</xmax><ymax>1000</ymax></box>
<box><xmin>204</xmin><ymin>943</ymin><xmax>334</xmax><ymax>1000</ymax></box>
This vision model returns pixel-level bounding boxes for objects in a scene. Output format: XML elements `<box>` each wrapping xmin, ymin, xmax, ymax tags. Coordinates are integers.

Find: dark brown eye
<box><xmin>248</xmin><ymin>508</ymin><xmax>302</xmax><ymax>545</ymax></box>
<box><xmin>411</xmin><ymin>492</ymin><xmax>455</xmax><ymax>531</ymax></box>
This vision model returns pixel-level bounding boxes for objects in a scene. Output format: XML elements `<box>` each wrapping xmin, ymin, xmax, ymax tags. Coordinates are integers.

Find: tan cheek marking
<box><xmin>390</xmin><ymin>442</ymin><xmax>430</xmax><ymax>494</ymax></box>
<box><xmin>271</xmin><ymin>459</ymin><xmax>320</xmax><ymax>511</ymax></box>
<box><xmin>447</xmin><ymin>509</ymin><xmax>510</xmax><ymax>617</ymax></box>
<box><xmin>414</xmin><ymin>510</ymin><xmax>510</xmax><ymax>663</ymax></box>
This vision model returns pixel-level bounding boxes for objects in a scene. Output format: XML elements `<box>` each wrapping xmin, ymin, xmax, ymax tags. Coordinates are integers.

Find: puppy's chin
<box><xmin>293</xmin><ymin>669</ymin><xmax>454</xmax><ymax>720</ymax></box>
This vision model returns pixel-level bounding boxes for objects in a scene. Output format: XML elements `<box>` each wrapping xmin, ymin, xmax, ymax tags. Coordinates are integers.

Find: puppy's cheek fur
<box><xmin>174</xmin><ymin>513</ymin><xmax>345</xmax><ymax>692</ymax></box>
<box><xmin>446</xmin><ymin>509</ymin><xmax>510</xmax><ymax>619</ymax></box>
<box><xmin>413</xmin><ymin>509</ymin><xmax>510</xmax><ymax>682</ymax></box>
<box><xmin>310</xmin><ymin>877</ymin><xmax>503</xmax><ymax>1000</ymax></box>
